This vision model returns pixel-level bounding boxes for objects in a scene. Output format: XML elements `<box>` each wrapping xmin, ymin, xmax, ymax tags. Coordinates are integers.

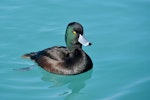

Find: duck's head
<box><xmin>65</xmin><ymin>22</ymin><xmax>92</xmax><ymax>50</ymax></box>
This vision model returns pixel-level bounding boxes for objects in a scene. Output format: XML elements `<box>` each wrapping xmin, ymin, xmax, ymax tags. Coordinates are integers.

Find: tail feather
<box><xmin>22</xmin><ymin>52</ymin><xmax>36</xmax><ymax>60</ymax></box>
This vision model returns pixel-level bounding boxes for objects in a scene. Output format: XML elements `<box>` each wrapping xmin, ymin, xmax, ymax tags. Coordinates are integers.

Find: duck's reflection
<box><xmin>40</xmin><ymin>68</ymin><xmax>93</xmax><ymax>100</ymax></box>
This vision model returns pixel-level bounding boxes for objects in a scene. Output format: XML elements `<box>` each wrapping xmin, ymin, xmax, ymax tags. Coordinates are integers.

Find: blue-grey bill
<box><xmin>78</xmin><ymin>34</ymin><xmax>91</xmax><ymax>46</ymax></box>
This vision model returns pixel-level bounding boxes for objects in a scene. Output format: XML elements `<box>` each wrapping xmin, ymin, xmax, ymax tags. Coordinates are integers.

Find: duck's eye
<box><xmin>73</xmin><ymin>31</ymin><xmax>77</xmax><ymax>35</ymax></box>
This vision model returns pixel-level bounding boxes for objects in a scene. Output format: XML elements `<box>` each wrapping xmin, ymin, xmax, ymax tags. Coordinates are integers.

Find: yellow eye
<box><xmin>73</xmin><ymin>31</ymin><xmax>77</xmax><ymax>34</ymax></box>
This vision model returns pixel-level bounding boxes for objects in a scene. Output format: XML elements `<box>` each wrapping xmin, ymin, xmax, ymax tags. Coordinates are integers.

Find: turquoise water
<box><xmin>0</xmin><ymin>0</ymin><xmax>150</xmax><ymax>100</ymax></box>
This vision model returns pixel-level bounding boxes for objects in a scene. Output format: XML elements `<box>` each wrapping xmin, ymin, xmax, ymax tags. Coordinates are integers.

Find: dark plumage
<box><xmin>22</xmin><ymin>22</ymin><xmax>93</xmax><ymax>75</ymax></box>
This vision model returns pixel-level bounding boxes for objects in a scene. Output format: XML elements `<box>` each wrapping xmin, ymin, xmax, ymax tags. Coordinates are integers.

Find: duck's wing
<box><xmin>40</xmin><ymin>46</ymin><xmax>70</xmax><ymax>61</ymax></box>
<box><xmin>22</xmin><ymin>46</ymin><xmax>69</xmax><ymax>61</ymax></box>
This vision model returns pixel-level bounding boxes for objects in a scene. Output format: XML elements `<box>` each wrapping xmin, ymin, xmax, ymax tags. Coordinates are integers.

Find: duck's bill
<box><xmin>78</xmin><ymin>34</ymin><xmax>92</xmax><ymax>46</ymax></box>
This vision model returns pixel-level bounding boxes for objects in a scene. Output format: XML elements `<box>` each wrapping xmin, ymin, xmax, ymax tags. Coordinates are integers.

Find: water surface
<box><xmin>0</xmin><ymin>0</ymin><xmax>150</xmax><ymax>100</ymax></box>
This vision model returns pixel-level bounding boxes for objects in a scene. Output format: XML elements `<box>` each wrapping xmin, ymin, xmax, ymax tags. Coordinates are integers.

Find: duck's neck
<box><xmin>67</xmin><ymin>43</ymin><xmax>82</xmax><ymax>51</ymax></box>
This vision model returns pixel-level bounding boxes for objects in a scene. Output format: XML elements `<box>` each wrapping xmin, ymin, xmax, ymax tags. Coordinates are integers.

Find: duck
<box><xmin>22</xmin><ymin>22</ymin><xmax>93</xmax><ymax>75</ymax></box>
